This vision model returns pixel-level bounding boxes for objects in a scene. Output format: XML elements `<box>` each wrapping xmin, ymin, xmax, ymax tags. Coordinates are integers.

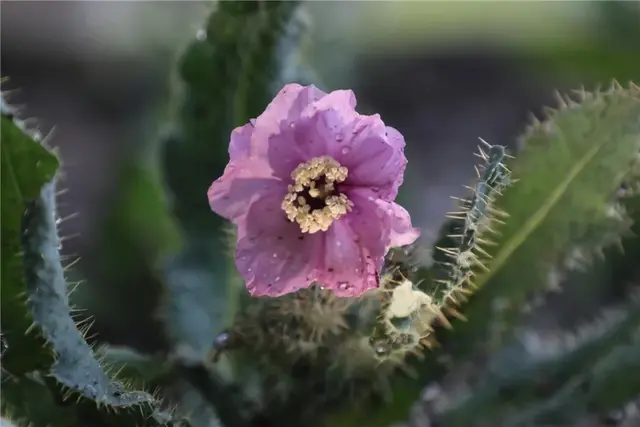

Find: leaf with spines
<box><xmin>323</xmin><ymin>81</ymin><xmax>640</xmax><ymax>427</ymax></box>
<box><xmin>0</xmin><ymin>97</ymin><xmax>186</xmax><ymax>427</ymax></box>
<box><xmin>442</xmin><ymin>82</ymin><xmax>640</xmax><ymax>357</ymax></box>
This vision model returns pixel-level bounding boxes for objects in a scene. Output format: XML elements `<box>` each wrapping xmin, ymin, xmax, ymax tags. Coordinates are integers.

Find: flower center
<box><xmin>281</xmin><ymin>156</ymin><xmax>354</xmax><ymax>233</ymax></box>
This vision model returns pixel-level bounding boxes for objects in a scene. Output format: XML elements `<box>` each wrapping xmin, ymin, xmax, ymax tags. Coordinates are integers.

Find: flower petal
<box><xmin>291</xmin><ymin>91</ymin><xmax>407</xmax><ymax>200</ymax></box>
<box><xmin>343</xmin><ymin>124</ymin><xmax>407</xmax><ymax>200</ymax></box>
<box><xmin>235</xmin><ymin>192</ymin><xmax>322</xmax><ymax>297</ymax></box>
<box><xmin>375</xmin><ymin>199</ymin><xmax>421</xmax><ymax>248</ymax></box>
<box><xmin>319</xmin><ymin>219</ymin><xmax>381</xmax><ymax>297</ymax></box>
<box><xmin>292</xmin><ymin>89</ymin><xmax>360</xmax><ymax>159</ymax></box>
<box><xmin>345</xmin><ymin>187</ymin><xmax>420</xmax><ymax>250</ymax></box>
<box><xmin>207</xmin><ymin>159</ymin><xmax>284</xmax><ymax>222</ymax></box>
<box><xmin>229</xmin><ymin>123</ymin><xmax>253</xmax><ymax>161</ymax></box>
<box><xmin>385</xmin><ymin>126</ymin><xmax>406</xmax><ymax>151</ymax></box>
<box><xmin>250</xmin><ymin>84</ymin><xmax>328</xmax><ymax>179</ymax></box>
<box><xmin>257</xmin><ymin>83</ymin><xmax>328</xmax><ymax>132</ymax></box>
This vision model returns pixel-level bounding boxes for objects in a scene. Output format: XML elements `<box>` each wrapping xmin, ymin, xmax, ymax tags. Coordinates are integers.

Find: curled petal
<box><xmin>235</xmin><ymin>193</ymin><xmax>322</xmax><ymax>297</ymax></box>
<box><xmin>385</xmin><ymin>126</ymin><xmax>406</xmax><ymax>151</ymax></box>
<box><xmin>207</xmin><ymin>160</ymin><xmax>284</xmax><ymax>222</ymax></box>
<box><xmin>229</xmin><ymin>123</ymin><xmax>253</xmax><ymax>161</ymax></box>
<box><xmin>384</xmin><ymin>126</ymin><xmax>409</xmax><ymax>193</ymax></box>
<box><xmin>343</xmin><ymin>124</ymin><xmax>407</xmax><ymax>200</ymax></box>
<box><xmin>345</xmin><ymin>187</ymin><xmax>420</xmax><ymax>252</ymax></box>
<box><xmin>257</xmin><ymin>83</ymin><xmax>328</xmax><ymax>132</ymax></box>
<box><xmin>375</xmin><ymin>199</ymin><xmax>421</xmax><ymax>248</ymax></box>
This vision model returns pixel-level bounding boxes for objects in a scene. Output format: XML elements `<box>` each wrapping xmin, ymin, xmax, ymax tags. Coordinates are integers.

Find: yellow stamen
<box><xmin>281</xmin><ymin>156</ymin><xmax>353</xmax><ymax>233</ymax></box>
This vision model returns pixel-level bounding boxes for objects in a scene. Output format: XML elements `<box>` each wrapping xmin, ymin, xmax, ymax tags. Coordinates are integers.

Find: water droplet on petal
<box><xmin>275</xmin><ymin>276</ymin><xmax>280</xmax><ymax>282</ymax></box>
<box><xmin>338</xmin><ymin>281</ymin><xmax>350</xmax><ymax>290</ymax></box>
<box><xmin>341</xmin><ymin>147</ymin><xmax>351</xmax><ymax>155</ymax></box>
<box><xmin>371</xmin><ymin>187</ymin><xmax>379</xmax><ymax>193</ymax></box>
<box><xmin>272</xmin><ymin>253</ymin><xmax>278</xmax><ymax>258</ymax></box>
<box><xmin>335</xmin><ymin>134</ymin><xmax>344</xmax><ymax>142</ymax></box>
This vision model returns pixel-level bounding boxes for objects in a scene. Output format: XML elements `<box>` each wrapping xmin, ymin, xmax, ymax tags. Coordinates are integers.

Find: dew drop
<box><xmin>335</xmin><ymin>134</ymin><xmax>344</xmax><ymax>142</ymax></box>
<box><xmin>213</xmin><ymin>332</ymin><xmax>230</xmax><ymax>348</ymax></box>
<box><xmin>196</xmin><ymin>29</ymin><xmax>207</xmax><ymax>41</ymax></box>
<box><xmin>275</xmin><ymin>276</ymin><xmax>280</xmax><ymax>282</ymax></box>
<box><xmin>272</xmin><ymin>253</ymin><xmax>278</xmax><ymax>258</ymax></box>
<box><xmin>341</xmin><ymin>147</ymin><xmax>351</xmax><ymax>155</ymax></box>
<box><xmin>371</xmin><ymin>187</ymin><xmax>379</xmax><ymax>193</ymax></box>
<box><xmin>338</xmin><ymin>281</ymin><xmax>350</xmax><ymax>290</ymax></box>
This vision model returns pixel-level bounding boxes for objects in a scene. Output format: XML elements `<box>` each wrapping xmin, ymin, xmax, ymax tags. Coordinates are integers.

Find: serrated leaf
<box><xmin>0</xmin><ymin>107</ymin><xmax>185</xmax><ymax>427</ymax></box>
<box><xmin>449</xmin><ymin>83</ymin><xmax>640</xmax><ymax>354</ymax></box>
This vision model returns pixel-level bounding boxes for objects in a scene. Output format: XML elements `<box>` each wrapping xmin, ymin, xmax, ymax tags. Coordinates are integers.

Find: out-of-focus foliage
<box><xmin>159</xmin><ymin>0</ymin><xmax>303</xmax><ymax>364</ymax></box>
<box><xmin>2</xmin><ymin>1</ymin><xmax>640</xmax><ymax>427</ymax></box>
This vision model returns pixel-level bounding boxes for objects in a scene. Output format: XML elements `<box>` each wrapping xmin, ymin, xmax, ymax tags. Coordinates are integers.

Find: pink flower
<box><xmin>208</xmin><ymin>83</ymin><xmax>419</xmax><ymax>297</ymax></box>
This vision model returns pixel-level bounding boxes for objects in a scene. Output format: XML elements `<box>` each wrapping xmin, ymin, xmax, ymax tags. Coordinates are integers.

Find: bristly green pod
<box><xmin>0</xmin><ymin>95</ymin><xmax>185</xmax><ymax>427</ymax></box>
<box><xmin>366</xmin><ymin>139</ymin><xmax>514</xmax><ymax>365</ymax></box>
<box><xmin>434</xmin><ymin>138</ymin><xmax>513</xmax><ymax>306</ymax></box>
<box><xmin>159</xmin><ymin>0</ymin><xmax>304</xmax><ymax>365</ymax></box>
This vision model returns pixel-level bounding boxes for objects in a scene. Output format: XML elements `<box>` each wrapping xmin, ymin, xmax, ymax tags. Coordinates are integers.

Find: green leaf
<box><xmin>0</xmin><ymin>102</ymin><xmax>185</xmax><ymax>427</ymax></box>
<box><xmin>1</xmin><ymin>108</ymin><xmax>59</xmax><ymax>375</ymax></box>
<box><xmin>447</xmin><ymin>83</ymin><xmax>640</xmax><ymax>355</ymax></box>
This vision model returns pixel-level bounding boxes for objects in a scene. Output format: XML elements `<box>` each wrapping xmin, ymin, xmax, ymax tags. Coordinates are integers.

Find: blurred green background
<box><xmin>1</xmin><ymin>1</ymin><xmax>639</xmax><ymax>425</ymax></box>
